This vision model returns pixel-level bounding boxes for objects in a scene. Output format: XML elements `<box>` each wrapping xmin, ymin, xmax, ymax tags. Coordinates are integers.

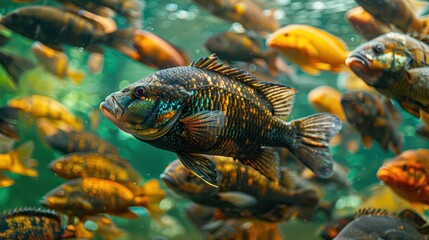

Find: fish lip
<box><xmin>377</xmin><ymin>167</ymin><xmax>394</xmax><ymax>182</ymax></box>
<box><xmin>346</xmin><ymin>54</ymin><xmax>370</xmax><ymax>69</ymax></box>
<box><xmin>160</xmin><ymin>173</ymin><xmax>178</xmax><ymax>189</ymax></box>
<box><xmin>39</xmin><ymin>197</ymin><xmax>50</xmax><ymax>208</ymax></box>
<box><xmin>100</xmin><ymin>96</ymin><xmax>124</xmax><ymax>120</ymax></box>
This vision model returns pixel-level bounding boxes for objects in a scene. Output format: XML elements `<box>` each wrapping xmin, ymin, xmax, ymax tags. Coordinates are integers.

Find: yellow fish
<box><xmin>266</xmin><ymin>24</ymin><xmax>348</xmax><ymax>75</ymax></box>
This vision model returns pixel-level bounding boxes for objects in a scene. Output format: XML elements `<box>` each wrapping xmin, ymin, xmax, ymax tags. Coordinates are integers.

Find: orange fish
<box><xmin>266</xmin><ymin>24</ymin><xmax>348</xmax><ymax>75</ymax></box>
<box><xmin>377</xmin><ymin>149</ymin><xmax>429</xmax><ymax>205</ymax></box>
<box><xmin>308</xmin><ymin>86</ymin><xmax>346</xmax><ymax>122</ymax></box>
<box><xmin>345</xmin><ymin>7</ymin><xmax>392</xmax><ymax>40</ymax></box>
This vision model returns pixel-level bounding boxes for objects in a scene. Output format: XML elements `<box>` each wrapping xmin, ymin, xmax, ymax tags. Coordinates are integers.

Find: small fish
<box><xmin>161</xmin><ymin>157</ymin><xmax>320</xmax><ymax>222</ymax></box>
<box><xmin>355</xmin><ymin>0</ymin><xmax>428</xmax><ymax>33</ymax></box>
<box><xmin>0</xmin><ymin>6</ymin><xmax>134</xmax><ymax>56</ymax></box>
<box><xmin>377</xmin><ymin>149</ymin><xmax>429</xmax><ymax>205</ymax></box>
<box><xmin>308</xmin><ymin>86</ymin><xmax>346</xmax><ymax>122</ymax></box>
<box><xmin>126</xmin><ymin>29</ymin><xmax>189</xmax><ymax>69</ymax></box>
<box><xmin>0</xmin><ymin>207</ymin><xmax>76</xmax><ymax>239</ymax></box>
<box><xmin>32</xmin><ymin>42</ymin><xmax>85</xmax><ymax>84</ymax></box>
<box><xmin>0</xmin><ymin>107</ymin><xmax>20</xmax><ymax>141</ymax></box>
<box><xmin>346</xmin><ymin>33</ymin><xmax>429</xmax><ymax>118</ymax></box>
<box><xmin>0</xmin><ymin>49</ymin><xmax>36</xmax><ymax>86</ymax></box>
<box><xmin>201</xmin><ymin>218</ymin><xmax>283</xmax><ymax>240</ymax></box>
<box><xmin>38</xmin><ymin>126</ymin><xmax>119</xmax><ymax>155</ymax></box>
<box><xmin>192</xmin><ymin>0</ymin><xmax>279</xmax><ymax>33</ymax></box>
<box><xmin>334</xmin><ymin>208</ymin><xmax>429</xmax><ymax>240</ymax></box>
<box><xmin>0</xmin><ymin>141</ymin><xmax>38</xmax><ymax>187</ymax></box>
<box><xmin>266</xmin><ymin>24</ymin><xmax>348</xmax><ymax>75</ymax></box>
<box><xmin>345</xmin><ymin>7</ymin><xmax>392</xmax><ymax>40</ymax></box>
<box><xmin>40</xmin><ymin>178</ymin><xmax>165</xmax><ymax>219</ymax></box>
<box><xmin>320</xmin><ymin>215</ymin><xmax>354</xmax><ymax>240</ymax></box>
<box><xmin>49</xmin><ymin>152</ymin><xmax>142</xmax><ymax>187</ymax></box>
<box><xmin>8</xmin><ymin>95</ymin><xmax>84</xmax><ymax>131</ymax></box>
<box><xmin>57</xmin><ymin>0</ymin><xmax>144</xmax><ymax>28</ymax></box>
<box><xmin>341</xmin><ymin>91</ymin><xmax>403</xmax><ymax>154</ymax></box>
<box><xmin>205</xmin><ymin>31</ymin><xmax>279</xmax><ymax>76</ymax></box>
<box><xmin>100</xmin><ymin>55</ymin><xmax>342</xmax><ymax>187</ymax></box>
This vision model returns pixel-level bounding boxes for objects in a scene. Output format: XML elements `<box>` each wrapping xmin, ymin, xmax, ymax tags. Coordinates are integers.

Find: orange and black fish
<box><xmin>334</xmin><ymin>208</ymin><xmax>429</xmax><ymax>239</ymax></box>
<box><xmin>0</xmin><ymin>49</ymin><xmax>36</xmax><ymax>85</ymax></box>
<box><xmin>346</xmin><ymin>32</ymin><xmax>429</xmax><ymax>118</ymax></box>
<box><xmin>40</xmin><ymin>127</ymin><xmax>119</xmax><ymax>155</ymax></box>
<box><xmin>319</xmin><ymin>215</ymin><xmax>354</xmax><ymax>240</ymax></box>
<box><xmin>32</xmin><ymin>42</ymin><xmax>85</xmax><ymax>84</ymax></box>
<box><xmin>40</xmin><ymin>178</ymin><xmax>165</xmax><ymax>219</ymax></box>
<box><xmin>8</xmin><ymin>95</ymin><xmax>84</xmax><ymax>131</ymax></box>
<box><xmin>355</xmin><ymin>0</ymin><xmax>428</xmax><ymax>33</ymax></box>
<box><xmin>192</xmin><ymin>0</ymin><xmax>279</xmax><ymax>33</ymax></box>
<box><xmin>100</xmin><ymin>55</ymin><xmax>342</xmax><ymax>187</ymax></box>
<box><xmin>341</xmin><ymin>91</ymin><xmax>403</xmax><ymax>154</ymax></box>
<box><xmin>0</xmin><ymin>207</ymin><xmax>76</xmax><ymax>239</ymax></box>
<box><xmin>0</xmin><ymin>6</ymin><xmax>133</xmax><ymax>55</ymax></box>
<box><xmin>161</xmin><ymin>157</ymin><xmax>319</xmax><ymax>222</ymax></box>
<box><xmin>377</xmin><ymin>149</ymin><xmax>429</xmax><ymax>205</ymax></box>
<box><xmin>345</xmin><ymin>7</ymin><xmax>392</xmax><ymax>40</ymax></box>
<box><xmin>205</xmin><ymin>31</ymin><xmax>279</xmax><ymax>75</ymax></box>
<box><xmin>0</xmin><ymin>107</ymin><xmax>20</xmax><ymax>141</ymax></box>
<box><xmin>49</xmin><ymin>152</ymin><xmax>142</xmax><ymax>187</ymax></box>
<box><xmin>126</xmin><ymin>29</ymin><xmax>189</xmax><ymax>69</ymax></box>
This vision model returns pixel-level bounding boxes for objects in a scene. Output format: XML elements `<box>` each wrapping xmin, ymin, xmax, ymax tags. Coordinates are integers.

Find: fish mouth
<box><xmin>160</xmin><ymin>173</ymin><xmax>179</xmax><ymax>189</ymax></box>
<box><xmin>377</xmin><ymin>167</ymin><xmax>396</xmax><ymax>183</ymax></box>
<box><xmin>39</xmin><ymin>197</ymin><xmax>50</xmax><ymax>208</ymax></box>
<box><xmin>346</xmin><ymin>54</ymin><xmax>370</xmax><ymax>69</ymax></box>
<box><xmin>100</xmin><ymin>96</ymin><xmax>124</xmax><ymax>120</ymax></box>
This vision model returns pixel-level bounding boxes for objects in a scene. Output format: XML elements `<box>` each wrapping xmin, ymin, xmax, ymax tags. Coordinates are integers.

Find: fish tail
<box><xmin>10</xmin><ymin>140</ymin><xmax>38</xmax><ymax>177</ymax></box>
<box><xmin>104</xmin><ymin>28</ymin><xmax>137</xmax><ymax>58</ymax></box>
<box><xmin>0</xmin><ymin>106</ymin><xmax>20</xmax><ymax>140</ymax></box>
<box><xmin>67</xmin><ymin>68</ymin><xmax>85</xmax><ymax>84</ymax></box>
<box><xmin>285</xmin><ymin>113</ymin><xmax>342</xmax><ymax>178</ymax></box>
<box><xmin>135</xmin><ymin>179</ymin><xmax>166</xmax><ymax>220</ymax></box>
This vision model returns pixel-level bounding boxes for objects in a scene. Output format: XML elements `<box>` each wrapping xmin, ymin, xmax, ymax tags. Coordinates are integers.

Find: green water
<box><xmin>0</xmin><ymin>0</ymin><xmax>428</xmax><ymax>239</ymax></box>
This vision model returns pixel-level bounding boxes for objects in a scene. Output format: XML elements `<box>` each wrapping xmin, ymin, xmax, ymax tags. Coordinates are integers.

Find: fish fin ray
<box><xmin>180</xmin><ymin>110</ymin><xmax>226</xmax><ymax>147</ymax></box>
<box><xmin>191</xmin><ymin>54</ymin><xmax>297</xmax><ymax>118</ymax></box>
<box><xmin>240</xmin><ymin>148</ymin><xmax>279</xmax><ymax>182</ymax></box>
<box><xmin>177</xmin><ymin>152</ymin><xmax>218</xmax><ymax>188</ymax></box>
<box><xmin>217</xmin><ymin>192</ymin><xmax>257</xmax><ymax>207</ymax></box>
<box><xmin>354</xmin><ymin>208</ymin><xmax>390</xmax><ymax>219</ymax></box>
<box><xmin>287</xmin><ymin>113</ymin><xmax>342</xmax><ymax>178</ymax></box>
<box><xmin>10</xmin><ymin>140</ymin><xmax>38</xmax><ymax>177</ymax></box>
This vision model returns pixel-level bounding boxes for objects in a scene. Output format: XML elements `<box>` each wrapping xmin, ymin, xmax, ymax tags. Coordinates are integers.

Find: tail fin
<box><xmin>135</xmin><ymin>179</ymin><xmax>166</xmax><ymax>220</ymax></box>
<box><xmin>67</xmin><ymin>68</ymin><xmax>85</xmax><ymax>84</ymax></box>
<box><xmin>104</xmin><ymin>28</ymin><xmax>137</xmax><ymax>57</ymax></box>
<box><xmin>10</xmin><ymin>140</ymin><xmax>38</xmax><ymax>177</ymax></box>
<box><xmin>0</xmin><ymin>106</ymin><xmax>20</xmax><ymax>140</ymax></box>
<box><xmin>286</xmin><ymin>113</ymin><xmax>342</xmax><ymax>178</ymax></box>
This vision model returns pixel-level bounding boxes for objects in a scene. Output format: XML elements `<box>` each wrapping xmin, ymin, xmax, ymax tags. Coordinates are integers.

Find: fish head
<box><xmin>266</xmin><ymin>27</ymin><xmax>301</xmax><ymax>51</ymax></box>
<box><xmin>161</xmin><ymin>159</ymin><xmax>217</xmax><ymax>199</ymax></box>
<box><xmin>346</xmin><ymin>33</ymin><xmax>410</xmax><ymax>87</ymax></box>
<box><xmin>0</xmin><ymin>8</ymin><xmax>41</xmax><ymax>34</ymax></box>
<box><xmin>377</xmin><ymin>156</ymin><xmax>428</xmax><ymax>190</ymax></box>
<box><xmin>40</xmin><ymin>181</ymin><xmax>80</xmax><ymax>212</ymax></box>
<box><xmin>49</xmin><ymin>155</ymin><xmax>84</xmax><ymax>178</ymax></box>
<box><xmin>100</xmin><ymin>79</ymin><xmax>191</xmax><ymax>141</ymax></box>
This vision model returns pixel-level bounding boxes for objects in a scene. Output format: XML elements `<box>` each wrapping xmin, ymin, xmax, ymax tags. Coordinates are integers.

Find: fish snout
<box><xmin>100</xmin><ymin>95</ymin><xmax>124</xmax><ymax>120</ymax></box>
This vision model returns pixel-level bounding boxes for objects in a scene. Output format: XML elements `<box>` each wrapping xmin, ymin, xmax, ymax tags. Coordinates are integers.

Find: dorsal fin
<box><xmin>397</xmin><ymin>209</ymin><xmax>429</xmax><ymax>234</ymax></box>
<box><xmin>2</xmin><ymin>207</ymin><xmax>61</xmax><ymax>222</ymax></box>
<box><xmin>191</xmin><ymin>54</ymin><xmax>297</xmax><ymax>118</ymax></box>
<box><xmin>354</xmin><ymin>208</ymin><xmax>391</xmax><ymax>219</ymax></box>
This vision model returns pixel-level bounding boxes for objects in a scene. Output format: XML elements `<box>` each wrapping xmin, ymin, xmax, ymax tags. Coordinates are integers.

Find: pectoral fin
<box><xmin>177</xmin><ymin>152</ymin><xmax>218</xmax><ymax>188</ymax></box>
<box><xmin>78</xmin><ymin>198</ymin><xmax>93</xmax><ymax>211</ymax></box>
<box><xmin>218</xmin><ymin>192</ymin><xmax>257</xmax><ymax>208</ymax></box>
<box><xmin>180</xmin><ymin>110</ymin><xmax>226</xmax><ymax>148</ymax></box>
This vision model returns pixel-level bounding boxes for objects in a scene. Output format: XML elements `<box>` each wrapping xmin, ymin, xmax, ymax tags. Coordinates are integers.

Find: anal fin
<box><xmin>240</xmin><ymin>148</ymin><xmax>279</xmax><ymax>182</ymax></box>
<box><xmin>177</xmin><ymin>152</ymin><xmax>218</xmax><ymax>188</ymax></box>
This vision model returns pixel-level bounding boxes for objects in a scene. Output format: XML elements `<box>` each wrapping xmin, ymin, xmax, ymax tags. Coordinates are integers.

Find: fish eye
<box><xmin>402</xmin><ymin>164</ymin><xmax>408</xmax><ymax>171</ymax></box>
<box><xmin>57</xmin><ymin>190</ymin><xmax>65</xmax><ymax>198</ymax></box>
<box><xmin>133</xmin><ymin>86</ymin><xmax>147</xmax><ymax>98</ymax></box>
<box><xmin>373</xmin><ymin>44</ymin><xmax>385</xmax><ymax>54</ymax></box>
